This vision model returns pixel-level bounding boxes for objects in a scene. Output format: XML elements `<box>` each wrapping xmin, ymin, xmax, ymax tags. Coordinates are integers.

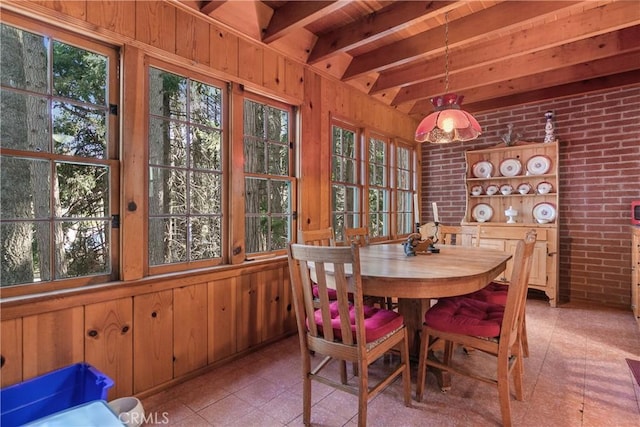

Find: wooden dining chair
<box><xmin>437</xmin><ymin>224</ymin><xmax>480</xmax><ymax>247</ymax></box>
<box><xmin>343</xmin><ymin>226</ymin><xmax>391</xmax><ymax>310</ymax></box>
<box><xmin>287</xmin><ymin>243</ymin><xmax>412</xmax><ymax>427</ymax></box>
<box><xmin>415</xmin><ymin>230</ymin><xmax>537</xmax><ymax>427</ymax></box>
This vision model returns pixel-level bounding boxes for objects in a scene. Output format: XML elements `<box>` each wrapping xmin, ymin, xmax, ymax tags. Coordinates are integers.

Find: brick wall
<box><xmin>420</xmin><ymin>84</ymin><xmax>640</xmax><ymax>309</ymax></box>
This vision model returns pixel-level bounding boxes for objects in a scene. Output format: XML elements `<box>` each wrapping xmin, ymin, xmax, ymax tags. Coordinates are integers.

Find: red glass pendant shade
<box><xmin>415</xmin><ymin>93</ymin><xmax>482</xmax><ymax>144</ymax></box>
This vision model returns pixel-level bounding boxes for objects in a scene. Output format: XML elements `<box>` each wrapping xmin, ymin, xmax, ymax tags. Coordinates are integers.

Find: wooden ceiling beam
<box><xmin>462</xmin><ymin>70</ymin><xmax>640</xmax><ymax>114</ymax></box>
<box><xmin>392</xmin><ymin>25</ymin><xmax>640</xmax><ymax>106</ymax></box>
<box><xmin>372</xmin><ymin>1</ymin><xmax>640</xmax><ymax>95</ymax></box>
<box><xmin>409</xmin><ymin>52</ymin><xmax>640</xmax><ymax>115</ymax></box>
<box><xmin>262</xmin><ymin>1</ymin><xmax>342</xmax><ymax>44</ymax></box>
<box><xmin>200</xmin><ymin>1</ymin><xmax>226</xmax><ymax>16</ymax></box>
<box><xmin>307</xmin><ymin>1</ymin><xmax>456</xmax><ymax>65</ymax></box>
<box><xmin>341</xmin><ymin>1</ymin><xmax>581</xmax><ymax>81</ymax></box>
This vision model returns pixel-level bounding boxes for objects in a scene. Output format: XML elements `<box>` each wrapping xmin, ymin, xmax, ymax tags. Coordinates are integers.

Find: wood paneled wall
<box><xmin>0</xmin><ymin>0</ymin><xmax>417</xmax><ymax>397</ymax></box>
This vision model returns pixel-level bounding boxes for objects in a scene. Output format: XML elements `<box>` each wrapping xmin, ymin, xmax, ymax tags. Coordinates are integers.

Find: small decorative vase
<box><xmin>544</xmin><ymin>111</ymin><xmax>555</xmax><ymax>143</ymax></box>
<box><xmin>505</xmin><ymin>206</ymin><xmax>518</xmax><ymax>224</ymax></box>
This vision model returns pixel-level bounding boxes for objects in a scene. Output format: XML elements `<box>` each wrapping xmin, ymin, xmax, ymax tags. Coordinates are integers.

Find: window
<box><xmin>147</xmin><ymin>66</ymin><xmax>224</xmax><ymax>269</ymax></box>
<box><xmin>331</xmin><ymin>123</ymin><xmax>362</xmax><ymax>241</ymax></box>
<box><xmin>243</xmin><ymin>95</ymin><xmax>295</xmax><ymax>255</ymax></box>
<box><xmin>331</xmin><ymin>119</ymin><xmax>417</xmax><ymax>241</ymax></box>
<box><xmin>0</xmin><ymin>22</ymin><xmax>118</xmax><ymax>293</ymax></box>
<box><xmin>367</xmin><ymin>134</ymin><xmax>390</xmax><ymax>238</ymax></box>
<box><xmin>394</xmin><ymin>142</ymin><xmax>416</xmax><ymax>236</ymax></box>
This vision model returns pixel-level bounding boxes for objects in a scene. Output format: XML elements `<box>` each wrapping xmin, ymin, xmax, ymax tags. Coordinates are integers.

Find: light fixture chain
<box><xmin>444</xmin><ymin>12</ymin><xmax>449</xmax><ymax>93</ymax></box>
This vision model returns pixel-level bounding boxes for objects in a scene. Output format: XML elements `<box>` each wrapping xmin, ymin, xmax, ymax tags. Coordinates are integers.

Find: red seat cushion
<box><xmin>312</xmin><ymin>283</ymin><xmax>338</xmax><ymax>300</ymax></box>
<box><xmin>314</xmin><ymin>302</ymin><xmax>404</xmax><ymax>343</ymax></box>
<box><xmin>424</xmin><ymin>297</ymin><xmax>504</xmax><ymax>338</ymax></box>
<box><xmin>466</xmin><ymin>281</ymin><xmax>509</xmax><ymax>305</ymax></box>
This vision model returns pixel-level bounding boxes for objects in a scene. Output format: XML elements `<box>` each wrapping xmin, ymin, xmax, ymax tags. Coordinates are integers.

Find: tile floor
<box><xmin>141</xmin><ymin>298</ymin><xmax>640</xmax><ymax>426</ymax></box>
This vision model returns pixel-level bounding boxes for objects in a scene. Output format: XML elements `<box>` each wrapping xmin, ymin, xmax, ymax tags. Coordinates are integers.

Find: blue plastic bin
<box><xmin>0</xmin><ymin>363</ymin><xmax>114</xmax><ymax>427</ymax></box>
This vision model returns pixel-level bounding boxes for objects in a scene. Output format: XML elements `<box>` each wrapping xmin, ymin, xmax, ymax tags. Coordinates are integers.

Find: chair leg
<box><xmin>497</xmin><ymin>355</ymin><xmax>513</xmax><ymax>427</ymax></box>
<box><xmin>340</xmin><ymin>360</ymin><xmax>348</xmax><ymax>384</ymax></box>
<box><xmin>401</xmin><ymin>332</ymin><xmax>412</xmax><ymax>407</ymax></box>
<box><xmin>302</xmin><ymin>356</ymin><xmax>312</xmax><ymax>426</ymax></box>
<box><xmin>358</xmin><ymin>360</ymin><xmax>369</xmax><ymax>427</ymax></box>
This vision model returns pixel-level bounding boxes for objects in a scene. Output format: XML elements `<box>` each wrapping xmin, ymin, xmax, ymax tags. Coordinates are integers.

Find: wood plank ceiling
<box><xmin>182</xmin><ymin>0</ymin><xmax>640</xmax><ymax>118</ymax></box>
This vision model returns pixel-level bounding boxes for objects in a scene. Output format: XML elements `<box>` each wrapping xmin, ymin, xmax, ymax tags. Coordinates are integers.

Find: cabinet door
<box><xmin>133</xmin><ymin>290</ymin><xmax>173</xmax><ymax>393</ymax></box>
<box><xmin>1</xmin><ymin>319</ymin><xmax>23</xmax><ymax>387</ymax></box>
<box><xmin>479</xmin><ymin>239</ymin><xmax>507</xmax><ymax>281</ymax></box>
<box><xmin>208</xmin><ymin>277</ymin><xmax>237</xmax><ymax>363</ymax></box>
<box><xmin>173</xmin><ymin>284</ymin><xmax>208</xmax><ymax>377</ymax></box>
<box><xmin>23</xmin><ymin>307</ymin><xmax>84</xmax><ymax>380</ymax></box>
<box><xmin>504</xmin><ymin>240</ymin><xmax>548</xmax><ymax>286</ymax></box>
<box><xmin>261</xmin><ymin>268</ymin><xmax>285</xmax><ymax>342</ymax></box>
<box><xmin>85</xmin><ymin>298</ymin><xmax>133</xmax><ymax>400</ymax></box>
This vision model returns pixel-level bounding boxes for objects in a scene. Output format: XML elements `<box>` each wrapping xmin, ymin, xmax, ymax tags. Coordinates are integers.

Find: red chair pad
<box><xmin>424</xmin><ymin>297</ymin><xmax>504</xmax><ymax>338</ymax></box>
<box><xmin>314</xmin><ymin>302</ymin><xmax>404</xmax><ymax>343</ymax></box>
<box><xmin>312</xmin><ymin>283</ymin><xmax>338</xmax><ymax>300</ymax></box>
<box><xmin>466</xmin><ymin>281</ymin><xmax>509</xmax><ymax>305</ymax></box>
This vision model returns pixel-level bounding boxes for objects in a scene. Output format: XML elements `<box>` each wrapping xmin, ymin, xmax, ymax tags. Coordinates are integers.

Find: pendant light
<box><xmin>414</xmin><ymin>13</ymin><xmax>481</xmax><ymax>144</ymax></box>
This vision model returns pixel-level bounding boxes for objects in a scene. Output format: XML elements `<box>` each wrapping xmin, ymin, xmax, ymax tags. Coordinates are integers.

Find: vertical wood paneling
<box><xmin>0</xmin><ymin>319</ymin><xmax>23</xmax><ymax>387</ymax></box>
<box><xmin>236</xmin><ymin>273</ymin><xmax>260</xmax><ymax>351</ymax></box>
<box><xmin>173</xmin><ymin>284</ymin><xmax>208</xmax><ymax>377</ymax></box>
<box><xmin>262</xmin><ymin>48</ymin><xmax>285</xmax><ymax>93</ymax></box>
<box><xmin>135</xmin><ymin>0</ymin><xmax>176</xmax><ymax>53</ymax></box>
<box><xmin>175</xmin><ymin>9</ymin><xmax>210</xmax><ymax>66</ymax></box>
<box><xmin>284</xmin><ymin>57</ymin><xmax>304</xmax><ymax>100</ymax></box>
<box><xmin>281</xmin><ymin>264</ymin><xmax>296</xmax><ymax>332</ymax></box>
<box><xmin>85</xmin><ymin>298</ymin><xmax>133</xmax><ymax>400</ymax></box>
<box><xmin>261</xmin><ymin>268</ymin><xmax>284</xmax><ymax>341</ymax></box>
<box><xmin>133</xmin><ymin>290</ymin><xmax>173</xmax><ymax>393</ymax></box>
<box><xmin>85</xmin><ymin>0</ymin><xmax>136</xmax><ymax>38</ymax></box>
<box><xmin>22</xmin><ymin>307</ymin><xmax>84</xmax><ymax>380</ymax></box>
<box><xmin>210</xmin><ymin>26</ymin><xmax>239</xmax><ymax>76</ymax></box>
<box><xmin>208</xmin><ymin>278</ymin><xmax>237</xmax><ymax>363</ymax></box>
<box><xmin>237</xmin><ymin>38</ymin><xmax>263</xmax><ymax>84</ymax></box>
<box><xmin>32</xmin><ymin>0</ymin><xmax>86</xmax><ymax>19</ymax></box>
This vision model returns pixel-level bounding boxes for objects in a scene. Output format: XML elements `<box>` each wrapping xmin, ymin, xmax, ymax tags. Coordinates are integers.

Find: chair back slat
<box><xmin>299</xmin><ymin>228</ymin><xmax>336</xmax><ymax>247</ymax></box>
<box><xmin>288</xmin><ymin>243</ymin><xmax>364</xmax><ymax>349</ymax></box>
<box><xmin>438</xmin><ymin>225</ymin><xmax>480</xmax><ymax>247</ymax></box>
<box><xmin>344</xmin><ymin>226</ymin><xmax>370</xmax><ymax>247</ymax></box>
<box><xmin>500</xmin><ymin>230</ymin><xmax>537</xmax><ymax>349</ymax></box>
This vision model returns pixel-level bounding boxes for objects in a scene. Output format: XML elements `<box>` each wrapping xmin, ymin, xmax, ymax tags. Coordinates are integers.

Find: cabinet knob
<box><xmin>121</xmin><ymin>325</ymin><xmax>130</xmax><ymax>334</ymax></box>
<box><xmin>151</xmin><ymin>311</ymin><xmax>158</xmax><ymax>318</ymax></box>
<box><xmin>87</xmin><ymin>329</ymin><xmax>98</xmax><ymax>338</ymax></box>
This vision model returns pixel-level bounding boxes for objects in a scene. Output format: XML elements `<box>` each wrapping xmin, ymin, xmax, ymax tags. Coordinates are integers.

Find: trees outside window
<box><xmin>147</xmin><ymin>66</ymin><xmax>224</xmax><ymax>268</ymax></box>
<box><xmin>0</xmin><ymin>22</ymin><xmax>118</xmax><ymax>291</ymax></box>
<box><xmin>395</xmin><ymin>143</ymin><xmax>416</xmax><ymax>236</ymax></box>
<box><xmin>243</xmin><ymin>97</ymin><xmax>294</xmax><ymax>255</ymax></box>
<box><xmin>368</xmin><ymin>134</ymin><xmax>390</xmax><ymax>239</ymax></box>
<box><xmin>331</xmin><ymin>123</ymin><xmax>361</xmax><ymax>242</ymax></box>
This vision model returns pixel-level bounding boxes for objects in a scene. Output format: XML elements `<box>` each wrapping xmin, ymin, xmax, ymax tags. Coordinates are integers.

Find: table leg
<box><xmin>397</xmin><ymin>297</ymin><xmax>451</xmax><ymax>390</ymax></box>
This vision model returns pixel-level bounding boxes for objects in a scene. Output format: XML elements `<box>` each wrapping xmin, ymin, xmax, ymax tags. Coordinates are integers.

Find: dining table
<box><xmin>307</xmin><ymin>241</ymin><xmax>512</xmax><ymax>389</ymax></box>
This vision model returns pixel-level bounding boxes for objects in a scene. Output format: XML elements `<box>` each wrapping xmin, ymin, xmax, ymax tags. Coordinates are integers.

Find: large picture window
<box><xmin>331</xmin><ymin>123</ymin><xmax>362</xmax><ymax>241</ymax></box>
<box><xmin>243</xmin><ymin>96</ymin><xmax>294</xmax><ymax>255</ymax></box>
<box><xmin>0</xmin><ymin>22</ymin><xmax>118</xmax><ymax>293</ymax></box>
<box><xmin>367</xmin><ymin>134</ymin><xmax>390</xmax><ymax>238</ymax></box>
<box><xmin>147</xmin><ymin>66</ymin><xmax>224</xmax><ymax>268</ymax></box>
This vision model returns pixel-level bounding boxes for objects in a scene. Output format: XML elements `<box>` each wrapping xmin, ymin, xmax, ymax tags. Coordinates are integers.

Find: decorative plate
<box><xmin>472</xmin><ymin>160</ymin><xmax>493</xmax><ymax>178</ymax></box>
<box><xmin>470</xmin><ymin>185</ymin><xmax>484</xmax><ymax>196</ymax></box>
<box><xmin>536</xmin><ymin>181</ymin><xmax>553</xmax><ymax>194</ymax></box>
<box><xmin>472</xmin><ymin>203</ymin><xmax>494</xmax><ymax>222</ymax></box>
<box><xmin>533</xmin><ymin>202</ymin><xmax>556</xmax><ymax>223</ymax></box>
<box><xmin>499</xmin><ymin>158</ymin><xmax>522</xmax><ymax>177</ymax></box>
<box><xmin>500</xmin><ymin>184</ymin><xmax>513</xmax><ymax>195</ymax></box>
<box><xmin>517</xmin><ymin>183</ymin><xmax>532</xmax><ymax>194</ymax></box>
<box><xmin>526</xmin><ymin>155</ymin><xmax>552</xmax><ymax>175</ymax></box>
<box><xmin>485</xmin><ymin>184</ymin><xmax>499</xmax><ymax>196</ymax></box>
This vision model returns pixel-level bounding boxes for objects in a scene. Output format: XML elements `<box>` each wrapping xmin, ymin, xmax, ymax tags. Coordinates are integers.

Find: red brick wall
<box><xmin>420</xmin><ymin>84</ymin><xmax>640</xmax><ymax>309</ymax></box>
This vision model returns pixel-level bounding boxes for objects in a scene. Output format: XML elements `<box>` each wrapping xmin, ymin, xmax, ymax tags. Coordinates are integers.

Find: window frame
<box><xmin>0</xmin><ymin>14</ymin><xmax>120</xmax><ymax>298</ymax></box>
<box><xmin>238</xmin><ymin>90</ymin><xmax>297</xmax><ymax>259</ymax></box>
<box><xmin>144</xmin><ymin>58</ymin><xmax>229</xmax><ymax>276</ymax></box>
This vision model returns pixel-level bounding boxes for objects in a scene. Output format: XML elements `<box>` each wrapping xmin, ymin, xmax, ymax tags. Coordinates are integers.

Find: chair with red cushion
<box><xmin>287</xmin><ymin>242</ymin><xmax>411</xmax><ymax>427</ymax></box>
<box><xmin>298</xmin><ymin>228</ymin><xmax>337</xmax><ymax>305</ymax></box>
<box><xmin>415</xmin><ymin>230</ymin><xmax>537</xmax><ymax>427</ymax></box>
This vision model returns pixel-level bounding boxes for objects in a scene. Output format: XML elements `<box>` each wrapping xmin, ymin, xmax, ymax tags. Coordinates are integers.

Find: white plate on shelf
<box><xmin>526</xmin><ymin>155</ymin><xmax>552</xmax><ymax>175</ymax></box>
<box><xmin>472</xmin><ymin>203</ymin><xmax>494</xmax><ymax>222</ymax></box>
<box><xmin>500</xmin><ymin>184</ymin><xmax>513</xmax><ymax>195</ymax></box>
<box><xmin>536</xmin><ymin>181</ymin><xmax>553</xmax><ymax>194</ymax></box>
<box><xmin>533</xmin><ymin>202</ymin><xmax>556</xmax><ymax>223</ymax></box>
<box><xmin>499</xmin><ymin>158</ymin><xmax>522</xmax><ymax>177</ymax></box>
<box><xmin>472</xmin><ymin>160</ymin><xmax>493</xmax><ymax>178</ymax></box>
